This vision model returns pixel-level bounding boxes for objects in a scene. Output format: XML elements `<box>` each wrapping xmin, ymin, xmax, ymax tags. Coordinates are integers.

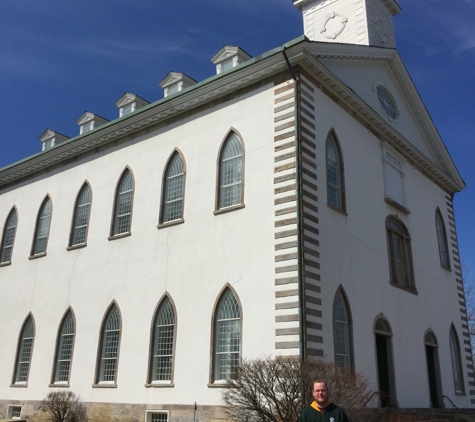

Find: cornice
<box><xmin>0</xmin><ymin>38</ymin><xmax>306</xmax><ymax>189</ymax></box>
<box><xmin>293</xmin><ymin>0</ymin><xmax>400</xmax><ymax>15</ymax></box>
<box><xmin>295</xmin><ymin>49</ymin><xmax>463</xmax><ymax>192</ymax></box>
<box><xmin>0</xmin><ymin>37</ymin><xmax>462</xmax><ymax>194</ymax></box>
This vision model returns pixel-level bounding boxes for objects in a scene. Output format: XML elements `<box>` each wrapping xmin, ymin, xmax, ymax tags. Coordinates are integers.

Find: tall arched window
<box><xmin>0</xmin><ymin>207</ymin><xmax>18</xmax><ymax>264</ymax></box>
<box><xmin>326</xmin><ymin>131</ymin><xmax>345</xmax><ymax>211</ymax></box>
<box><xmin>217</xmin><ymin>132</ymin><xmax>243</xmax><ymax>210</ymax></box>
<box><xmin>96</xmin><ymin>304</ymin><xmax>121</xmax><ymax>384</ymax></box>
<box><xmin>449</xmin><ymin>326</ymin><xmax>464</xmax><ymax>393</ymax></box>
<box><xmin>213</xmin><ymin>288</ymin><xmax>241</xmax><ymax>381</ymax></box>
<box><xmin>386</xmin><ymin>216</ymin><xmax>415</xmax><ymax>291</ymax></box>
<box><xmin>31</xmin><ymin>196</ymin><xmax>52</xmax><ymax>256</ymax></box>
<box><xmin>13</xmin><ymin>315</ymin><xmax>35</xmax><ymax>384</ymax></box>
<box><xmin>149</xmin><ymin>296</ymin><xmax>176</xmax><ymax>383</ymax></box>
<box><xmin>52</xmin><ymin>310</ymin><xmax>75</xmax><ymax>384</ymax></box>
<box><xmin>69</xmin><ymin>183</ymin><xmax>92</xmax><ymax>247</ymax></box>
<box><xmin>111</xmin><ymin>169</ymin><xmax>134</xmax><ymax>236</ymax></box>
<box><xmin>435</xmin><ymin>209</ymin><xmax>450</xmax><ymax>269</ymax></box>
<box><xmin>160</xmin><ymin>152</ymin><xmax>185</xmax><ymax>223</ymax></box>
<box><xmin>333</xmin><ymin>289</ymin><xmax>353</xmax><ymax>369</ymax></box>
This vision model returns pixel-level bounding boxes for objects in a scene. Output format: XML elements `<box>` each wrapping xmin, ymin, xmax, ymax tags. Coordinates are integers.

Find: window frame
<box><xmin>326</xmin><ymin>130</ymin><xmax>346</xmax><ymax>212</ymax></box>
<box><xmin>147</xmin><ymin>295</ymin><xmax>177</xmax><ymax>386</ymax></box>
<box><xmin>109</xmin><ymin>168</ymin><xmax>135</xmax><ymax>239</ymax></box>
<box><xmin>385</xmin><ymin>216</ymin><xmax>416</xmax><ymax>293</ymax></box>
<box><xmin>215</xmin><ymin>130</ymin><xmax>245</xmax><ymax>214</ymax></box>
<box><xmin>449</xmin><ymin>325</ymin><xmax>465</xmax><ymax>394</ymax></box>
<box><xmin>12</xmin><ymin>314</ymin><xmax>35</xmax><ymax>386</ymax></box>
<box><xmin>332</xmin><ymin>287</ymin><xmax>354</xmax><ymax>370</ymax></box>
<box><xmin>51</xmin><ymin>309</ymin><xmax>76</xmax><ymax>386</ymax></box>
<box><xmin>435</xmin><ymin>208</ymin><xmax>450</xmax><ymax>270</ymax></box>
<box><xmin>0</xmin><ymin>206</ymin><xmax>18</xmax><ymax>265</ymax></box>
<box><xmin>145</xmin><ymin>411</ymin><xmax>169</xmax><ymax>422</ymax></box>
<box><xmin>210</xmin><ymin>286</ymin><xmax>242</xmax><ymax>384</ymax></box>
<box><xmin>30</xmin><ymin>196</ymin><xmax>52</xmax><ymax>258</ymax></box>
<box><xmin>94</xmin><ymin>302</ymin><xmax>122</xmax><ymax>386</ymax></box>
<box><xmin>158</xmin><ymin>150</ymin><xmax>186</xmax><ymax>227</ymax></box>
<box><xmin>68</xmin><ymin>182</ymin><xmax>92</xmax><ymax>249</ymax></box>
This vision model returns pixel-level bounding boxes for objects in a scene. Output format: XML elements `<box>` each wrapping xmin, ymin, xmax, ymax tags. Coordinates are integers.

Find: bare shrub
<box><xmin>40</xmin><ymin>391</ymin><xmax>88</xmax><ymax>422</ymax></box>
<box><xmin>221</xmin><ymin>356</ymin><xmax>375</xmax><ymax>422</ymax></box>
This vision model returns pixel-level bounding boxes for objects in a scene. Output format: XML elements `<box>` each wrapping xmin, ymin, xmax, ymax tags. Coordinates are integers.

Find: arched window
<box><xmin>386</xmin><ymin>217</ymin><xmax>415</xmax><ymax>291</ymax></box>
<box><xmin>333</xmin><ymin>289</ymin><xmax>353</xmax><ymax>369</ymax></box>
<box><xmin>69</xmin><ymin>183</ymin><xmax>91</xmax><ymax>247</ymax></box>
<box><xmin>449</xmin><ymin>326</ymin><xmax>464</xmax><ymax>393</ymax></box>
<box><xmin>52</xmin><ymin>310</ymin><xmax>75</xmax><ymax>383</ymax></box>
<box><xmin>0</xmin><ymin>207</ymin><xmax>18</xmax><ymax>264</ymax></box>
<box><xmin>111</xmin><ymin>169</ymin><xmax>134</xmax><ymax>236</ymax></box>
<box><xmin>31</xmin><ymin>197</ymin><xmax>52</xmax><ymax>256</ymax></box>
<box><xmin>213</xmin><ymin>288</ymin><xmax>241</xmax><ymax>381</ymax></box>
<box><xmin>435</xmin><ymin>209</ymin><xmax>450</xmax><ymax>269</ymax></box>
<box><xmin>160</xmin><ymin>152</ymin><xmax>185</xmax><ymax>223</ymax></box>
<box><xmin>13</xmin><ymin>315</ymin><xmax>35</xmax><ymax>384</ymax></box>
<box><xmin>326</xmin><ymin>131</ymin><xmax>345</xmax><ymax>211</ymax></box>
<box><xmin>96</xmin><ymin>304</ymin><xmax>121</xmax><ymax>383</ymax></box>
<box><xmin>149</xmin><ymin>296</ymin><xmax>176</xmax><ymax>383</ymax></box>
<box><xmin>217</xmin><ymin>132</ymin><xmax>243</xmax><ymax>209</ymax></box>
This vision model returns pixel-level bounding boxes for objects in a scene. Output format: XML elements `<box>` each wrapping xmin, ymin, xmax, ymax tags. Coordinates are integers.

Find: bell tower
<box><xmin>293</xmin><ymin>0</ymin><xmax>401</xmax><ymax>48</ymax></box>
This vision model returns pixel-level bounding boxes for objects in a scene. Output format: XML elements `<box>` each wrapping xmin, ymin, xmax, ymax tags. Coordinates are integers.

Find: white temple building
<box><xmin>0</xmin><ymin>1</ymin><xmax>472</xmax><ymax>420</ymax></box>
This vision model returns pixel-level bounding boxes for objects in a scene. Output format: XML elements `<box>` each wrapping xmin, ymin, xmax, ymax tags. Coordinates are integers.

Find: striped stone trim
<box><xmin>445</xmin><ymin>194</ymin><xmax>475</xmax><ymax>394</ymax></box>
<box><xmin>299</xmin><ymin>74</ymin><xmax>323</xmax><ymax>358</ymax></box>
<box><xmin>274</xmin><ymin>79</ymin><xmax>300</xmax><ymax>356</ymax></box>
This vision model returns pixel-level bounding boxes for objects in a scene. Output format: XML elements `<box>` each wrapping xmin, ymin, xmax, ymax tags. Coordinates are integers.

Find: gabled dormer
<box><xmin>211</xmin><ymin>46</ymin><xmax>252</xmax><ymax>74</ymax></box>
<box><xmin>159</xmin><ymin>72</ymin><xmax>197</xmax><ymax>98</ymax></box>
<box><xmin>39</xmin><ymin>130</ymin><xmax>69</xmax><ymax>151</ymax></box>
<box><xmin>115</xmin><ymin>93</ymin><xmax>150</xmax><ymax>117</ymax></box>
<box><xmin>293</xmin><ymin>0</ymin><xmax>401</xmax><ymax>48</ymax></box>
<box><xmin>76</xmin><ymin>112</ymin><xmax>109</xmax><ymax>135</ymax></box>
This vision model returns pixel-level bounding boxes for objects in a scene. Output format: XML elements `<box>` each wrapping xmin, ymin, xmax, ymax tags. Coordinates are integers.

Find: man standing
<box><xmin>299</xmin><ymin>380</ymin><xmax>349</xmax><ymax>422</ymax></box>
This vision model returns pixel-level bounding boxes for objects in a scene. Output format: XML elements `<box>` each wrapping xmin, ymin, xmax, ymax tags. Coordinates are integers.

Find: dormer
<box><xmin>211</xmin><ymin>46</ymin><xmax>252</xmax><ymax>74</ymax></box>
<box><xmin>39</xmin><ymin>130</ymin><xmax>69</xmax><ymax>151</ymax></box>
<box><xmin>115</xmin><ymin>93</ymin><xmax>150</xmax><ymax>117</ymax></box>
<box><xmin>293</xmin><ymin>0</ymin><xmax>401</xmax><ymax>48</ymax></box>
<box><xmin>76</xmin><ymin>112</ymin><xmax>109</xmax><ymax>135</ymax></box>
<box><xmin>159</xmin><ymin>72</ymin><xmax>197</xmax><ymax>98</ymax></box>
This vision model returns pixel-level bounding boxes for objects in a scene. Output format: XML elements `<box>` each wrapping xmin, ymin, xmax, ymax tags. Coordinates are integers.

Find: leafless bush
<box><xmin>221</xmin><ymin>356</ymin><xmax>376</xmax><ymax>422</ymax></box>
<box><xmin>40</xmin><ymin>391</ymin><xmax>88</xmax><ymax>422</ymax></box>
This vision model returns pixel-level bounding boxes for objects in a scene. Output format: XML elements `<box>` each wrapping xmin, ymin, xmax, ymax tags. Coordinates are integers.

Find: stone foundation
<box><xmin>0</xmin><ymin>401</ymin><xmax>229</xmax><ymax>422</ymax></box>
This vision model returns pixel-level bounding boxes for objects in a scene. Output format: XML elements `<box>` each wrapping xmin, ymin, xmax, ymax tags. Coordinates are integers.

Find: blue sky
<box><xmin>0</xmin><ymin>0</ymin><xmax>473</xmax><ymax>280</ymax></box>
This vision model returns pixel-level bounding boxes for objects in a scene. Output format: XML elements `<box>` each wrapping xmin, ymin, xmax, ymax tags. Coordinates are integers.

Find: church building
<box><xmin>0</xmin><ymin>0</ymin><xmax>472</xmax><ymax>420</ymax></box>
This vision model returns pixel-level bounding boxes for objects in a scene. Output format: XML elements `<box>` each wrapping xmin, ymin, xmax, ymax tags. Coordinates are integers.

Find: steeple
<box><xmin>293</xmin><ymin>0</ymin><xmax>401</xmax><ymax>48</ymax></box>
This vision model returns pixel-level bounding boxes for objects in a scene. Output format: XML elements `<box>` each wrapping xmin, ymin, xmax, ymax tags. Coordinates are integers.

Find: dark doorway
<box><xmin>376</xmin><ymin>334</ymin><xmax>391</xmax><ymax>407</ymax></box>
<box><xmin>426</xmin><ymin>345</ymin><xmax>439</xmax><ymax>407</ymax></box>
<box><xmin>425</xmin><ymin>331</ymin><xmax>442</xmax><ymax>408</ymax></box>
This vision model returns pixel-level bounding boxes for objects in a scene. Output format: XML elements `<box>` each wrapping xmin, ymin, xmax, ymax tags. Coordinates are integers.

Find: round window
<box><xmin>376</xmin><ymin>85</ymin><xmax>399</xmax><ymax>120</ymax></box>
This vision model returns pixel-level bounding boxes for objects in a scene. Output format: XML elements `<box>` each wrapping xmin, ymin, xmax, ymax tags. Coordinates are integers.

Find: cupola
<box><xmin>293</xmin><ymin>0</ymin><xmax>401</xmax><ymax>48</ymax></box>
<box><xmin>159</xmin><ymin>72</ymin><xmax>197</xmax><ymax>97</ymax></box>
<box><xmin>76</xmin><ymin>112</ymin><xmax>109</xmax><ymax>135</ymax></box>
<box><xmin>211</xmin><ymin>46</ymin><xmax>252</xmax><ymax>74</ymax></box>
<box><xmin>115</xmin><ymin>93</ymin><xmax>150</xmax><ymax>117</ymax></box>
<box><xmin>39</xmin><ymin>130</ymin><xmax>69</xmax><ymax>151</ymax></box>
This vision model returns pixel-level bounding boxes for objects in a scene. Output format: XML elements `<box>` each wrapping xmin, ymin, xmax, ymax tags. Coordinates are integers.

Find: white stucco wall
<box><xmin>0</xmin><ymin>83</ymin><xmax>279</xmax><ymax>407</ymax></box>
<box><xmin>308</xmin><ymin>79</ymin><xmax>469</xmax><ymax>408</ymax></box>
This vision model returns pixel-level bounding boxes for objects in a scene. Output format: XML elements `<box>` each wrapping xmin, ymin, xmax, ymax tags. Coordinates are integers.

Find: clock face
<box><xmin>376</xmin><ymin>86</ymin><xmax>398</xmax><ymax>120</ymax></box>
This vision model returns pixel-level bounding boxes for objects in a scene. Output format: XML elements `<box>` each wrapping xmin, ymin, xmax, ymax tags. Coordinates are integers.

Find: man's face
<box><xmin>312</xmin><ymin>382</ymin><xmax>329</xmax><ymax>407</ymax></box>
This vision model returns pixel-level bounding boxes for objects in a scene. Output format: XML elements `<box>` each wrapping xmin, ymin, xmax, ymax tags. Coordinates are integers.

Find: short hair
<box><xmin>312</xmin><ymin>380</ymin><xmax>328</xmax><ymax>390</ymax></box>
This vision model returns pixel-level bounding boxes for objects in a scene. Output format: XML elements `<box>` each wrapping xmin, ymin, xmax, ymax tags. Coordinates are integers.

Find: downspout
<box><xmin>282</xmin><ymin>47</ymin><xmax>305</xmax><ymax>363</ymax></box>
